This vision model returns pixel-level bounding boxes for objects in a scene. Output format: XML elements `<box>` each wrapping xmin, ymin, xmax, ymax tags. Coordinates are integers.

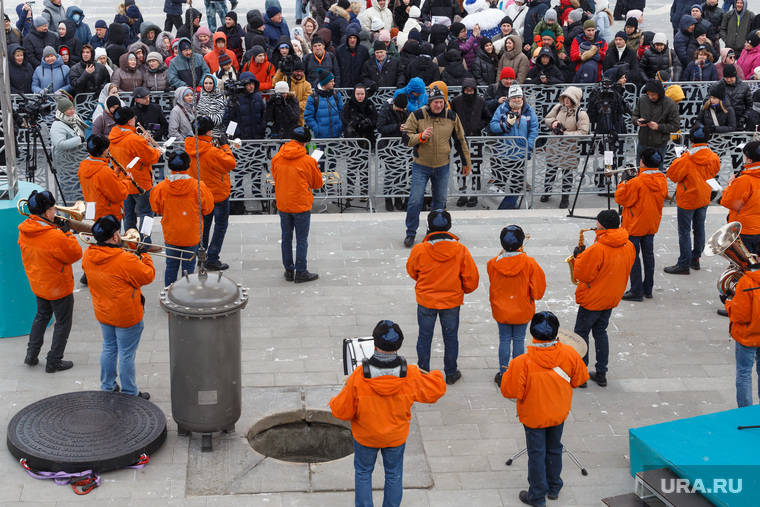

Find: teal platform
<box><xmin>630</xmin><ymin>405</ymin><xmax>760</xmax><ymax>506</ymax></box>
<box><xmin>0</xmin><ymin>181</ymin><xmax>44</xmax><ymax>338</ymax></box>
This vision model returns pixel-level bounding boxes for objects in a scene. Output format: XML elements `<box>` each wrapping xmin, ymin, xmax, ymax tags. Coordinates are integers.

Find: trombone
<box><xmin>137</xmin><ymin>123</ymin><xmax>166</xmax><ymax>154</ymax></box>
<box><xmin>17</xmin><ymin>199</ymin><xmax>93</xmax><ymax>233</ymax></box>
<box><xmin>78</xmin><ymin>228</ymin><xmax>196</xmax><ymax>261</ymax></box>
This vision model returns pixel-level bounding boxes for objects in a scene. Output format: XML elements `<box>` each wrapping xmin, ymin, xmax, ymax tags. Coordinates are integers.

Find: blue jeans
<box><xmin>202</xmin><ymin>198</ymin><xmax>229</xmax><ymax>263</ymax></box>
<box><xmin>524</xmin><ymin>423</ymin><xmax>564</xmax><ymax>506</ymax></box>
<box><xmin>164</xmin><ymin>242</ymin><xmax>199</xmax><ymax>287</ymax></box>
<box><xmin>416</xmin><ymin>305</ymin><xmax>460</xmax><ymax>376</ymax></box>
<box><xmin>498</xmin><ymin>322</ymin><xmax>527</xmax><ymax>373</ymax></box>
<box><xmin>676</xmin><ymin>206</ymin><xmax>707</xmax><ymax>267</ymax></box>
<box><xmin>635</xmin><ymin>143</ymin><xmax>667</xmax><ymax>172</ymax></box>
<box><xmin>405</xmin><ymin>162</ymin><xmax>449</xmax><ymax>237</ymax></box>
<box><xmin>124</xmin><ymin>190</ymin><xmax>155</xmax><ymax>244</ymax></box>
<box><xmin>353</xmin><ymin>439</ymin><xmax>406</xmax><ymax>507</ymax></box>
<box><xmin>735</xmin><ymin>342</ymin><xmax>760</xmax><ymax>407</ymax></box>
<box><xmin>100</xmin><ymin>320</ymin><xmax>144</xmax><ymax>395</ymax></box>
<box><xmin>629</xmin><ymin>234</ymin><xmax>655</xmax><ymax>296</ymax></box>
<box><xmin>574</xmin><ymin>306</ymin><xmax>612</xmax><ymax>373</ymax></box>
<box><xmin>279</xmin><ymin>210</ymin><xmax>311</xmax><ymax>273</ymax></box>
<box><xmin>741</xmin><ymin>233</ymin><xmax>760</xmax><ymax>255</ymax></box>
<box><xmin>204</xmin><ymin>0</ymin><xmax>227</xmax><ymax>32</ymax></box>
<box><xmin>295</xmin><ymin>0</ymin><xmax>306</xmax><ymax>21</ymax></box>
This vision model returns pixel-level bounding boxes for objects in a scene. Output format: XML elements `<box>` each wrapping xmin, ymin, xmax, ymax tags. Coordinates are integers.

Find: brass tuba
<box><xmin>704</xmin><ymin>222</ymin><xmax>760</xmax><ymax>297</ymax></box>
<box><xmin>565</xmin><ymin>228</ymin><xmax>597</xmax><ymax>285</ymax></box>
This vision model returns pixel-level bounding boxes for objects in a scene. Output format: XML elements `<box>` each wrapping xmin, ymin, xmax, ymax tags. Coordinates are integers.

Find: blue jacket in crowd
<box><xmin>262</xmin><ymin>13</ymin><xmax>290</xmax><ymax>50</ymax></box>
<box><xmin>305</xmin><ymin>86</ymin><xmax>344</xmax><ymax>138</ymax></box>
<box><xmin>32</xmin><ymin>55</ymin><xmax>71</xmax><ymax>94</ymax></box>
<box><xmin>168</xmin><ymin>38</ymin><xmax>211</xmax><ymax>88</ymax></box>
<box><xmin>225</xmin><ymin>71</ymin><xmax>266</xmax><ymax>139</ymax></box>
<box><xmin>66</xmin><ymin>6</ymin><xmax>92</xmax><ymax>47</ymax></box>
<box><xmin>393</xmin><ymin>77</ymin><xmax>428</xmax><ymax>113</ymax></box>
<box><xmin>489</xmin><ymin>101</ymin><xmax>539</xmax><ymax>154</ymax></box>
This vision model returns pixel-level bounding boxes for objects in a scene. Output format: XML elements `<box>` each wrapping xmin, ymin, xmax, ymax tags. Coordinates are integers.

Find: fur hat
<box><xmin>530</xmin><ymin>311</ymin><xmax>560</xmax><ymax>341</ymax></box>
<box><xmin>290</xmin><ymin>126</ymin><xmax>311</xmax><ymax>144</ymax></box>
<box><xmin>640</xmin><ymin>148</ymin><xmax>663</xmax><ymax>168</ymax></box>
<box><xmin>112</xmin><ymin>106</ymin><xmax>135</xmax><ymax>125</ymax></box>
<box><xmin>86</xmin><ymin>134</ymin><xmax>110</xmax><ymax>157</ymax></box>
<box><xmin>373</xmin><ymin>320</ymin><xmax>404</xmax><ymax>351</ymax></box>
<box><xmin>597</xmin><ymin>209</ymin><xmax>620</xmax><ymax>229</ymax></box>
<box><xmin>167</xmin><ymin>150</ymin><xmax>191</xmax><ymax>172</ymax></box>
<box><xmin>427</xmin><ymin>209</ymin><xmax>451</xmax><ymax>232</ymax></box>
<box><xmin>500</xmin><ymin>225</ymin><xmax>525</xmax><ymax>252</ymax></box>
<box><xmin>92</xmin><ymin>215</ymin><xmax>121</xmax><ymax>242</ymax></box>
<box><xmin>27</xmin><ymin>190</ymin><xmax>56</xmax><ymax>215</ymax></box>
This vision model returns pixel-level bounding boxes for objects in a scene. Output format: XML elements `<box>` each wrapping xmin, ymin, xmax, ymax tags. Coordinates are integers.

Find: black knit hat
<box><xmin>27</xmin><ymin>190</ymin><xmax>56</xmax><ymax>215</ymax></box>
<box><xmin>500</xmin><ymin>16</ymin><xmax>513</xmax><ymax>26</ymax></box>
<box><xmin>373</xmin><ymin>40</ymin><xmax>386</xmax><ymax>52</ymax></box>
<box><xmin>86</xmin><ymin>134</ymin><xmax>110</xmax><ymax>156</ymax></box>
<box><xmin>106</xmin><ymin>95</ymin><xmax>121</xmax><ymax>110</ymax></box>
<box><xmin>597</xmin><ymin>209</ymin><xmax>620</xmax><ymax>229</ymax></box>
<box><xmin>723</xmin><ymin>63</ymin><xmax>737</xmax><ymax>78</ymax></box>
<box><xmin>427</xmin><ymin>209</ymin><xmax>451</xmax><ymax>232</ymax></box>
<box><xmin>530</xmin><ymin>311</ymin><xmax>560</xmax><ymax>341</ymax></box>
<box><xmin>92</xmin><ymin>214</ymin><xmax>121</xmax><ymax>242</ymax></box>
<box><xmin>393</xmin><ymin>93</ymin><xmax>408</xmax><ymax>108</ymax></box>
<box><xmin>167</xmin><ymin>150</ymin><xmax>191</xmax><ymax>172</ymax></box>
<box><xmin>450</xmin><ymin>22</ymin><xmax>466</xmax><ymax>37</ymax></box>
<box><xmin>500</xmin><ymin>225</ymin><xmax>525</xmax><ymax>251</ymax></box>
<box><xmin>373</xmin><ymin>320</ymin><xmax>404</xmax><ymax>351</ymax></box>
<box><xmin>112</xmin><ymin>106</ymin><xmax>135</xmax><ymax>125</ymax></box>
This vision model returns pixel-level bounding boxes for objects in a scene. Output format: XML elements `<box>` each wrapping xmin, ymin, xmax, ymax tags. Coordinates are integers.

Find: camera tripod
<box><xmin>567</xmin><ymin>113</ymin><xmax>620</xmax><ymax>219</ymax></box>
<box><xmin>21</xmin><ymin>116</ymin><xmax>67</xmax><ymax>206</ymax></box>
<box><xmin>505</xmin><ymin>443</ymin><xmax>588</xmax><ymax>476</ymax></box>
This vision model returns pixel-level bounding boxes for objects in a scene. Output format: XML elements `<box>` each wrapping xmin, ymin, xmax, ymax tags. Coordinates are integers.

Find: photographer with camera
<box><xmin>18</xmin><ymin>189</ymin><xmax>82</xmax><ymax>373</ymax></box>
<box><xmin>614</xmin><ymin>149</ymin><xmax>668</xmax><ymax>302</ymax></box>
<box><xmin>541</xmin><ymin>86</ymin><xmax>590</xmax><ymax>209</ymax></box>
<box><xmin>265</xmin><ymin>81</ymin><xmax>301</xmax><ymax>139</ymax></box>
<box><xmin>274</xmin><ymin>58</ymin><xmax>312</xmax><ymax>126</ymax></box>
<box><xmin>489</xmin><ymin>84</ymin><xmax>538</xmax><ymax>210</ymax></box>
<box><xmin>633</xmin><ymin>79</ymin><xmax>681</xmax><ymax>172</ymax></box>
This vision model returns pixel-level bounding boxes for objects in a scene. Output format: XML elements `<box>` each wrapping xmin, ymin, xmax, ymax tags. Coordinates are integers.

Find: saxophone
<box><xmin>565</xmin><ymin>228</ymin><xmax>597</xmax><ymax>285</ymax></box>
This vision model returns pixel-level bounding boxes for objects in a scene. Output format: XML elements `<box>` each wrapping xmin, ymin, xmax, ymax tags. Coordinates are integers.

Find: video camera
<box><xmin>15</xmin><ymin>94</ymin><xmax>55</xmax><ymax>127</ymax></box>
<box><xmin>224</xmin><ymin>80</ymin><xmax>247</xmax><ymax>97</ymax></box>
<box><xmin>280</xmin><ymin>54</ymin><xmax>298</xmax><ymax>75</ymax></box>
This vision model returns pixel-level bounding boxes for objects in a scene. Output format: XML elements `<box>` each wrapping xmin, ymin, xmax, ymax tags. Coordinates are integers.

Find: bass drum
<box><xmin>557</xmin><ymin>329</ymin><xmax>588</xmax><ymax>358</ymax></box>
<box><xmin>342</xmin><ymin>337</ymin><xmax>375</xmax><ymax>375</ymax></box>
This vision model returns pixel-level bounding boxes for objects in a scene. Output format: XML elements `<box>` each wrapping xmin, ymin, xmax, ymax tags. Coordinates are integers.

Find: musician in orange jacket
<box><xmin>271</xmin><ymin>126</ymin><xmax>323</xmax><ymax>283</ymax></box>
<box><xmin>150</xmin><ymin>150</ymin><xmax>214</xmax><ymax>286</ymax></box>
<box><xmin>665</xmin><ymin>125</ymin><xmax>721</xmax><ymax>275</ymax></box>
<box><xmin>722</xmin><ymin>141</ymin><xmax>760</xmax><ymax>255</ymax></box>
<box><xmin>329</xmin><ymin>320</ymin><xmax>446</xmax><ymax>507</ymax></box>
<box><xmin>108</xmin><ymin>107</ymin><xmax>162</xmax><ymax>242</ymax></box>
<box><xmin>614</xmin><ymin>148</ymin><xmax>669</xmax><ymax>301</ymax></box>
<box><xmin>406</xmin><ymin>209</ymin><xmax>479</xmax><ymax>385</ymax></box>
<box><xmin>184</xmin><ymin>116</ymin><xmax>237</xmax><ymax>271</ymax></box>
<box><xmin>18</xmin><ymin>190</ymin><xmax>82</xmax><ymax>372</ymax></box>
<box><xmin>501</xmin><ymin>311</ymin><xmax>589</xmax><ymax>506</ymax></box>
<box><xmin>78</xmin><ymin>135</ymin><xmax>131</xmax><ymax>221</ymax></box>
<box><xmin>82</xmin><ymin>215</ymin><xmax>155</xmax><ymax>399</ymax></box>
<box><xmin>487</xmin><ymin>225</ymin><xmax>546</xmax><ymax>387</ymax></box>
<box><xmin>571</xmin><ymin>210</ymin><xmax>635</xmax><ymax>387</ymax></box>
<box><xmin>726</xmin><ymin>269</ymin><xmax>760</xmax><ymax>407</ymax></box>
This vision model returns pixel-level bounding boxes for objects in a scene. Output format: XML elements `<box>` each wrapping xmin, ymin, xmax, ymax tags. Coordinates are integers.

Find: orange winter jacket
<box><xmin>727</xmin><ymin>270</ymin><xmax>760</xmax><ymax>347</ymax></box>
<box><xmin>329</xmin><ymin>363</ymin><xmax>446</xmax><ymax>447</ymax></box>
<box><xmin>109</xmin><ymin>125</ymin><xmax>162</xmax><ymax>194</ymax></box>
<box><xmin>204</xmin><ymin>32</ymin><xmax>239</xmax><ymax>73</ymax></box>
<box><xmin>721</xmin><ymin>162</ymin><xmax>760</xmax><ymax>235</ymax></box>
<box><xmin>150</xmin><ymin>173</ymin><xmax>214</xmax><ymax>247</ymax></box>
<box><xmin>78</xmin><ymin>156</ymin><xmax>131</xmax><ymax>220</ymax></box>
<box><xmin>18</xmin><ymin>216</ymin><xmax>82</xmax><ymax>301</ymax></box>
<box><xmin>614</xmin><ymin>168</ymin><xmax>668</xmax><ymax>237</ymax></box>
<box><xmin>667</xmin><ymin>145</ymin><xmax>721</xmax><ymax>210</ymax></box>
<box><xmin>271</xmin><ymin>140</ymin><xmax>323</xmax><ymax>213</ymax></box>
<box><xmin>406</xmin><ymin>231</ymin><xmax>479</xmax><ymax>310</ymax></box>
<box><xmin>574</xmin><ymin>228</ymin><xmax>635</xmax><ymax>311</ymax></box>
<box><xmin>184</xmin><ymin>135</ymin><xmax>237</xmax><ymax>203</ymax></box>
<box><xmin>501</xmin><ymin>340</ymin><xmax>589</xmax><ymax>429</ymax></box>
<box><xmin>82</xmin><ymin>245</ymin><xmax>155</xmax><ymax>328</ymax></box>
<box><xmin>245</xmin><ymin>57</ymin><xmax>275</xmax><ymax>92</ymax></box>
<box><xmin>487</xmin><ymin>252</ymin><xmax>546</xmax><ymax>325</ymax></box>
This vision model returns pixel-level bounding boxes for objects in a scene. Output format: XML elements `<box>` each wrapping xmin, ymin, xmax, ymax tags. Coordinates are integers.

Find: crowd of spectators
<box><xmin>5</xmin><ymin>0</ymin><xmax>760</xmax><ymax>209</ymax></box>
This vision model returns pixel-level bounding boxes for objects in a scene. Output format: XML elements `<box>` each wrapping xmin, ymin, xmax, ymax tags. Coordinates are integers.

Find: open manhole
<box><xmin>247</xmin><ymin>410</ymin><xmax>353</xmax><ymax>463</ymax></box>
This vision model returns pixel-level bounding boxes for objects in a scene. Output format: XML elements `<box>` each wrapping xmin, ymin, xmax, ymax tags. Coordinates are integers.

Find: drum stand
<box><xmin>506</xmin><ymin>444</ymin><xmax>588</xmax><ymax>476</ymax></box>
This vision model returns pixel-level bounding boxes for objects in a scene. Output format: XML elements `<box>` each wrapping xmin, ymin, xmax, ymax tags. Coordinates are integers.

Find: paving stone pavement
<box><xmin>0</xmin><ymin>206</ymin><xmax>738</xmax><ymax>506</ymax></box>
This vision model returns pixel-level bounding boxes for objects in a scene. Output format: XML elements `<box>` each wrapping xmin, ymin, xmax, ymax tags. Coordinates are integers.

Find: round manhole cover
<box><xmin>248</xmin><ymin>411</ymin><xmax>353</xmax><ymax>463</ymax></box>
